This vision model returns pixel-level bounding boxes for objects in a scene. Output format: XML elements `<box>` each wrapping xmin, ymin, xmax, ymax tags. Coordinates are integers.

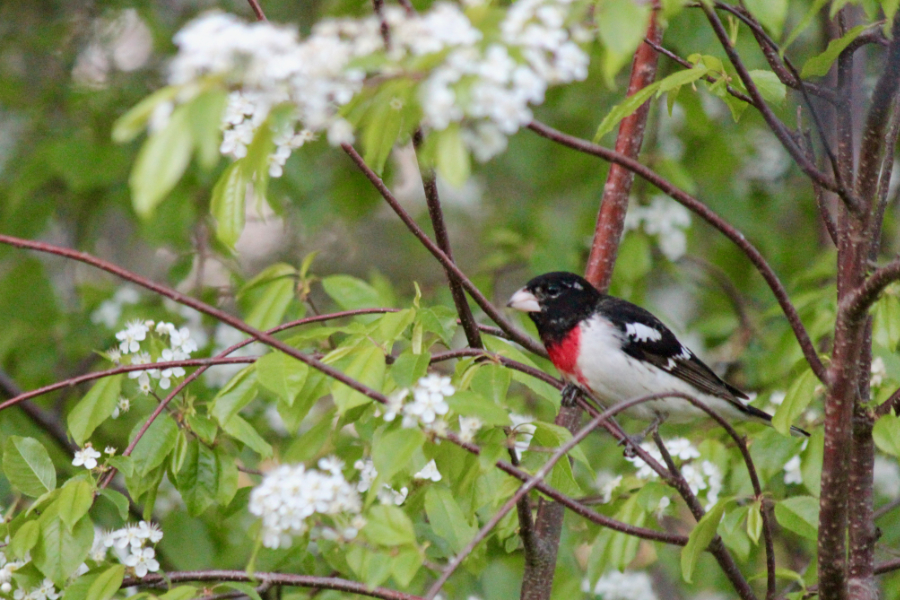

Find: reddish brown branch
<box><xmin>124</xmin><ymin>571</ymin><xmax>421</xmax><ymax>600</ymax></box>
<box><xmin>584</xmin><ymin>9</ymin><xmax>662</xmax><ymax>291</ymax></box>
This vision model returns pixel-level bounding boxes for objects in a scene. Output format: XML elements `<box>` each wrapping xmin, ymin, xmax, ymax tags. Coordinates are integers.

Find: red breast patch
<box><xmin>546</xmin><ymin>326</ymin><xmax>582</xmax><ymax>381</ymax></box>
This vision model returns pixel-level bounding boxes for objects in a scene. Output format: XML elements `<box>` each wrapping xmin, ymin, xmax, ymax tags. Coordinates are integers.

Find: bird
<box><xmin>507</xmin><ymin>271</ymin><xmax>809</xmax><ymax>437</ymax></box>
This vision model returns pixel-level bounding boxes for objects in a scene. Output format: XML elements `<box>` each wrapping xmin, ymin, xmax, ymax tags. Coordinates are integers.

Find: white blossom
<box><xmin>871</xmin><ymin>357</ymin><xmax>887</xmax><ymax>388</ymax></box>
<box><xmin>249</xmin><ymin>460</ymin><xmax>362</xmax><ymax>549</ymax></box>
<box><xmin>377</xmin><ymin>485</ymin><xmax>409</xmax><ymax>506</ymax></box>
<box><xmin>626</xmin><ymin>437</ymin><xmax>720</xmax><ymax>508</ymax></box>
<box><xmin>124</xmin><ymin>547</ymin><xmax>160</xmax><ymax>578</ymax></box>
<box><xmin>91</xmin><ymin>287</ymin><xmax>141</xmax><ymax>328</ymax></box>
<box><xmin>595</xmin><ymin>472</ymin><xmax>622</xmax><ymax>504</ymax></box>
<box><xmin>115</xmin><ymin>319</ymin><xmax>149</xmax><ymax>354</ymax></box>
<box><xmin>784</xmin><ymin>455</ymin><xmax>803</xmax><ymax>485</ymax></box>
<box><xmin>625</xmin><ymin>196</ymin><xmax>692</xmax><ymax>261</ymax></box>
<box><xmin>414</xmin><ymin>459</ymin><xmax>442</xmax><ymax>481</ymax></box>
<box><xmin>458</xmin><ymin>415</ymin><xmax>483</xmax><ymax>443</ymax></box>
<box><xmin>583</xmin><ymin>570</ymin><xmax>658</xmax><ymax>600</ymax></box>
<box><xmin>510</xmin><ymin>413</ymin><xmax>536</xmax><ymax>459</ymax></box>
<box><xmin>73</xmin><ymin>445</ymin><xmax>102</xmax><ymax>470</ymax></box>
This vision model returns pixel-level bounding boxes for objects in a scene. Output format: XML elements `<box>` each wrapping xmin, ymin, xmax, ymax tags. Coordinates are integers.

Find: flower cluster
<box><xmin>157</xmin><ymin>0</ymin><xmax>593</xmax><ymax>178</ymax></box>
<box><xmin>0</xmin><ymin>551</ymin><xmax>27</xmax><ymax>594</ymax></box>
<box><xmin>95</xmin><ymin>522</ymin><xmax>163</xmax><ymax>578</ymax></box>
<box><xmin>624</xmin><ymin>196</ymin><xmax>692</xmax><ymax>261</ymax></box>
<box><xmin>626</xmin><ymin>437</ymin><xmax>722</xmax><ymax>510</ymax></box>
<box><xmin>109</xmin><ymin>319</ymin><xmax>198</xmax><ymax>394</ymax></box>
<box><xmin>249</xmin><ymin>458</ymin><xmax>363</xmax><ymax>549</ymax></box>
<box><xmin>4</xmin><ymin>577</ymin><xmax>59</xmax><ymax>600</ymax></box>
<box><xmin>381</xmin><ymin>373</ymin><xmax>456</xmax><ymax>433</ymax></box>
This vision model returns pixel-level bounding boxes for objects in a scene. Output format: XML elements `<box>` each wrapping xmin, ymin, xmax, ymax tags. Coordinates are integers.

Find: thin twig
<box><xmin>340</xmin><ymin>144</ymin><xmax>546</xmax><ymax>358</ymax></box>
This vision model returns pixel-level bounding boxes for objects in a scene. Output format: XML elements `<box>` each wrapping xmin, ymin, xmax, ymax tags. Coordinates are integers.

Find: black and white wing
<box><xmin>597</xmin><ymin>296</ymin><xmax>749</xmax><ymax>403</ymax></box>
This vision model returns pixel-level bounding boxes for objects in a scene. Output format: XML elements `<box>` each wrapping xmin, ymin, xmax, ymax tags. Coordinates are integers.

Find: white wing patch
<box><xmin>625</xmin><ymin>322</ymin><xmax>662</xmax><ymax>342</ymax></box>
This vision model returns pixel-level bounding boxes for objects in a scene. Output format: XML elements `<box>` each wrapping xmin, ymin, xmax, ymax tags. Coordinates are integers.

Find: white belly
<box><xmin>574</xmin><ymin>318</ymin><xmax>748</xmax><ymax>423</ymax></box>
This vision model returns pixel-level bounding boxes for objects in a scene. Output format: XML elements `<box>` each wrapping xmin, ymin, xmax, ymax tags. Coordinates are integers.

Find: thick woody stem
<box><xmin>524</xmin><ymin>10</ymin><xmax>663</xmax><ymax>600</ymax></box>
<box><xmin>584</xmin><ymin>6</ymin><xmax>663</xmax><ymax>290</ymax></box>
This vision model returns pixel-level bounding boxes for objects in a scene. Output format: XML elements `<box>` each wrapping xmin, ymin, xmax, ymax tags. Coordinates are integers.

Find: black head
<box><xmin>507</xmin><ymin>272</ymin><xmax>602</xmax><ymax>343</ymax></box>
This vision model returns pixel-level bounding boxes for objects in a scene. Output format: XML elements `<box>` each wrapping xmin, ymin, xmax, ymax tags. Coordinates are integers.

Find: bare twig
<box><xmin>341</xmin><ymin>143</ymin><xmax>546</xmax><ymax>357</ymax></box>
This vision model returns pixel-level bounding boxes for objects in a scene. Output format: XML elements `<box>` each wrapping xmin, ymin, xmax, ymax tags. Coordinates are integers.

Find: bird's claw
<box><xmin>561</xmin><ymin>383</ymin><xmax>580</xmax><ymax>408</ymax></box>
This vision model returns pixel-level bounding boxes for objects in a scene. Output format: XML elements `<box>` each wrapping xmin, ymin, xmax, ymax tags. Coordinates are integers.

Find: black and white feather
<box><xmin>508</xmin><ymin>271</ymin><xmax>808</xmax><ymax>437</ymax></box>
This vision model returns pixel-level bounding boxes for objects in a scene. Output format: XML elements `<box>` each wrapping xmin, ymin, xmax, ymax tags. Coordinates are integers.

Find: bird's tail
<box><xmin>743</xmin><ymin>403</ymin><xmax>810</xmax><ymax>438</ymax></box>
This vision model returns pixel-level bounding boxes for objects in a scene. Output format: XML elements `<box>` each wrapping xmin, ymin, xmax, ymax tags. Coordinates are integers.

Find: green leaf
<box><xmin>67</xmin><ymin>374</ymin><xmax>123</xmax><ymax>446</ymax></box>
<box><xmin>363</xmin><ymin>505</ymin><xmax>418</xmax><ymax>546</ymax></box>
<box><xmin>129</xmin><ymin>102</ymin><xmax>193</xmax><ymax>218</ymax></box>
<box><xmin>331</xmin><ymin>346</ymin><xmax>386</xmax><ymax>413</ymax></box>
<box><xmin>129</xmin><ymin>414</ymin><xmax>179</xmax><ymax>476</ymax></box>
<box><xmin>446</xmin><ymin>391</ymin><xmax>511</xmax><ymax>426</ymax></box>
<box><xmin>469</xmin><ymin>363</ymin><xmax>511</xmax><ymax>406</ymax></box>
<box><xmin>746</xmin><ymin>499</ymin><xmax>763</xmax><ymax>544</ymax></box>
<box><xmin>56</xmin><ymin>480</ymin><xmax>93</xmax><ymax>532</ymax></box>
<box><xmin>749</xmin><ymin>70</ymin><xmax>787</xmax><ymax>106</ymax></box>
<box><xmin>594</xmin><ymin>82</ymin><xmax>660</xmax><ymax>141</ymax></box>
<box><xmin>682</xmin><ymin>500</ymin><xmax>729</xmax><ymax>583</ymax></box>
<box><xmin>175</xmin><ymin>440</ymin><xmax>219</xmax><ymax>516</ymax></box>
<box><xmin>33</xmin><ymin>512</ymin><xmax>94</xmax><ymax>587</ymax></box>
<box><xmin>372</xmin><ymin>427</ymin><xmax>424</xmax><ymax>489</ymax></box>
<box><xmin>215</xmin><ymin>446</ymin><xmax>239</xmax><ymax>506</ymax></box>
<box><xmin>424</xmin><ymin>486</ymin><xmax>476</xmax><ymax>554</ymax></box>
<box><xmin>256</xmin><ymin>351</ymin><xmax>309</xmax><ymax>405</ymax></box>
<box><xmin>210</xmin><ymin>161</ymin><xmax>249</xmax><ymax>249</ymax></box>
<box><xmin>239</xmin><ymin>262</ymin><xmax>298</xmax><ymax>298</ymax></box>
<box><xmin>874</xmin><ymin>294</ymin><xmax>900</xmax><ymax>350</ymax></box>
<box><xmin>743</xmin><ymin>0</ymin><xmax>788</xmax><ymax>37</ymax></box>
<box><xmin>106</xmin><ymin>455</ymin><xmax>134</xmax><ymax>477</ymax></box>
<box><xmin>210</xmin><ymin>366</ymin><xmax>258</xmax><ymax>425</ymax></box>
<box><xmin>322</xmin><ymin>275</ymin><xmax>382</xmax><ymax>310</ymax></box>
<box><xmin>86</xmin><ymin>565</ymin><xmax>125</xmax><ymax>600</ymax></box>
<box><xmin>800</xmin><ymin>25</ymin><xmax>868</xmax><ymax>78</ymax></box>
<box><xmin>112</xmin><ymin>86</ymin><xmax>179</xmax><ymax>143</ymax></box>
<box><xmin>3</xmin><ymin>436</ymin><xmax>56</xmax><ymax>497</ymax></box>
<box><xmin>158</xmin><ymin>587</ymin><xmax>199</xmax><ymax>600</ymax></box>
<box><xmin>774</xmin><ymin>496</ymin><xmax>819</xmax><ymax>540</ymax></box>
<box><xmin>874</xmin><ymin>414</ymin><xmax>900</xmax><ymax>457</ymax></box>
<box><xmin>435</xmin><ymin>124</ymin><xmax>470</xmax><ymax>188</ymax></box>
<box><xmin>218</xmin><ymin>583</ymin><xmax>263</xmax><ymax>600</ymax></box>
<box><xmin>9</xmin><ymin>520</ymin><xmax>40</xmax><ymax>559</ymax></box>
<box><xmin>391</xmin><ymin>546</ymin><xmax>424</xmax><ymax>587</ymax></box>
<box><xmin>773</xmin><ymin>368</ymin><xmax>817</xmax><ymax>436</ymax></box>
<box><xmin>596</xmin><ymin>0</ymin><xmax>652</xmax><ymax>83</ymax></box>
<box><xmin>222</xmin><ymin>415</ymin><xmax>273</xmax><ymax>457</ymax></box>
<box><xmin>782</xmin><ymin>0</ymin><xmax>829</xmax><ymax>52</ymax></box>
<box><xmin>188</xmin><ymin>90</ymin><xmax>228</xmax><ymax>169</ymax></box>
<box><xmin>346</xmin><ymin>545</ymin><xmax>393</xmax><ymax>588</ymax></box>
<box><xmin>588</xmin><ymin>495</ymin><xmax>646</xmax><ymax>576</ymax></box>
<box><xmin>97</xmin><ymin>489</ymin><xmax>130</xmax><ymax>521</ymax></box>
<box><xmin>390</xmin><ymin>350</ymin><xmax>432</xmax><ymax>389</ymax></box>
<box><xmin>245</xmin><ymin>277</ymin><xmax>295</xmax><ymax>330</ymax></box>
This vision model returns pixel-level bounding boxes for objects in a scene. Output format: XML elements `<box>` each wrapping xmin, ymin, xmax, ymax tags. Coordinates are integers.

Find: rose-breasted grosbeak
<box><xmin>508</xmin><ymin>271</ymin><xmax>809</xmax><ymax>437</ymax></box>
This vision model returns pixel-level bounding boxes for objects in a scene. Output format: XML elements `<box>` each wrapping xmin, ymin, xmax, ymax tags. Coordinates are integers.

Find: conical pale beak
<box><xmin>507</xmin><ymin>288</ymin><xmax>541</xmax><ymax>312</ymax></box>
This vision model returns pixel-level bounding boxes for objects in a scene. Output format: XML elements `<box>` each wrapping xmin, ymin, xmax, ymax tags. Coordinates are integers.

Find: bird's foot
<box><xmin>619</xmin><ymin>414</ymin><xmax>665</xmax><ymax>458</ymax></box>
<box><xmin>561</xmin><ymin>383</ymin><xmax>581</xmax><ymax>408</ymax></box>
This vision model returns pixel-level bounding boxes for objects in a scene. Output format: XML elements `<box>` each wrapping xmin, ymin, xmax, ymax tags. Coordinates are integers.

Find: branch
<box><xmin>413</xmin><ymin>130</ymin><xmax>483</xmax><ymax>349</ymax></box>
<box><xmin>124</xmin><ymin>571</ymin><xmax>422</xmax><ymax>600</ymax></box>
<box><xmin>700</xmin><ymin>3</ymin><xmax>859</xmax><ymax>212</ymax></box>
<box><xmin>840</xmin><ymin>260</ymin><xmax>900</xmax><ymax>322</ymax></box>
<box><xmin>427</xmin><ymin>395</ymin><xmax>639</xmax><ymax>599</ymax></box>
<box><xmin>341</xmin><ymin>143</ymin><xmax>546</xmax><ymax>358</ymax></box>
<box><xmin>642</xmin><ymin>37</ymin><xmax>753</xmax><ymax>104</ymax></box>
<box><xmin>0</xmin><ymin>235</ymin><xmax>394</xmax><ymax>404</ymax></box>
<box><xmin>584</xmin><ymin>7</ymin><xmax>662</xmax><ymax>290</ymax></box>
<box><xmin>526</xmin><ymin>120</ymin><xmax>828</xmax><ymax>383</ymax></box>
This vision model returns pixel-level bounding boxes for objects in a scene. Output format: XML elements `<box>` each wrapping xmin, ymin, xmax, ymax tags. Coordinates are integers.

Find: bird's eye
<box><xmin>544</xmin><ymin>284</ymin><xmax>561</xmax><ymax>298</ymax></box>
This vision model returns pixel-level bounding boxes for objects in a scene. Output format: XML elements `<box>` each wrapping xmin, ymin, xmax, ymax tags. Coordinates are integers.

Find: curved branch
<box><xmin>0</xmin><ymin>235</ymin><xmax>393</xmax><ymax>404</ymax></box>
<box><xmin>526</xmin><ymin>121</ymin><xmax>828</xmax><ymax>383</ymax></box>
<box><xmin>841</xmin><ymin>259</ymin><xmax>900</xmax><ymax>322</ymax></box>
<box><xmin>701</xmin><ymin>3</ymin><xmax>858</xmax><ymax>211</ymax></box>
<box><xmin>340</xmin><ymin>144</ymin><xmax>547</xmax><ymax>358</ymax></box>
<box><xmin>124</xmin><ymin>571</ymin><xmax>421</xmax><ymax>600</ymax></box>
